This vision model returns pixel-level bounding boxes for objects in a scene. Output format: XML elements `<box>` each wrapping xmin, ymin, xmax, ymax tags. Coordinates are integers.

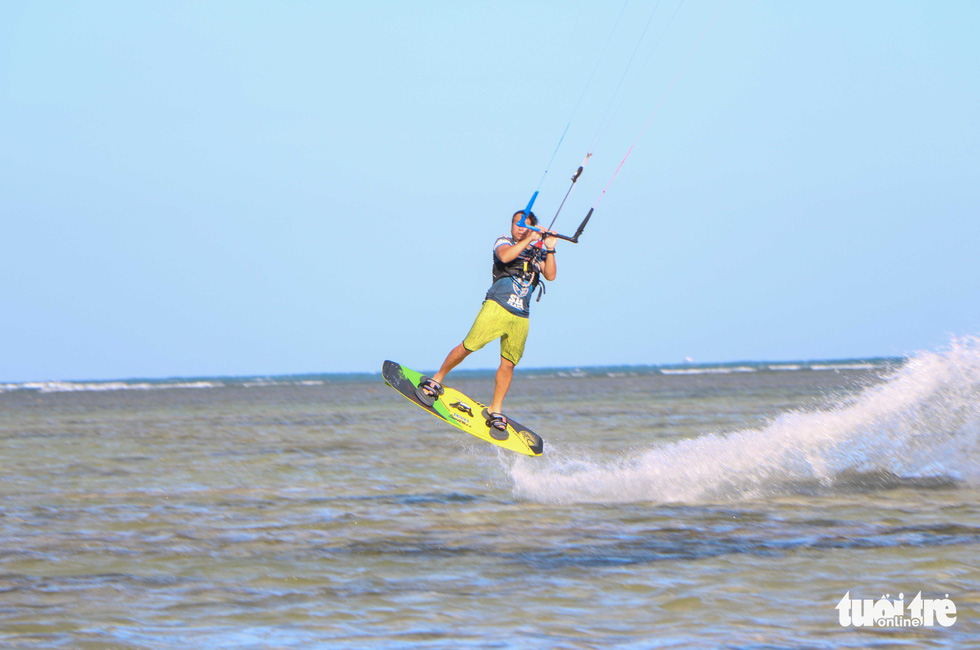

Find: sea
<box><xmin>2</xmin><ymin>339</ymin><xmax>979</xmax><ymax>648</ymax></box>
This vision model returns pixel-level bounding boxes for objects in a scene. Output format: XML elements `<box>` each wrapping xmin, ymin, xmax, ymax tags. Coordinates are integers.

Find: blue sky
<box><xmin>3</xmin><ymin>1</ymin><xmax>979</xmax><ymax>382</ymax></box>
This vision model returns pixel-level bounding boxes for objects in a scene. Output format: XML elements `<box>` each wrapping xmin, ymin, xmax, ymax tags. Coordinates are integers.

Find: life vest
<box><xmin>492</xmin><ymin>253</ymin><xmax>539</xmax><ymax>287</ymax></box>
<box><xmin>491</xmin><ymin>242</ymin><xmax>546</xmax><ymax>301</ymax></box>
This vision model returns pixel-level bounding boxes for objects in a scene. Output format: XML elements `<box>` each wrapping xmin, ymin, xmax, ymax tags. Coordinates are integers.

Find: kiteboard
<box><xmin>382</xmin><ymin>360</ymin><xmax>544</xmax><ymax>456</ymax></box>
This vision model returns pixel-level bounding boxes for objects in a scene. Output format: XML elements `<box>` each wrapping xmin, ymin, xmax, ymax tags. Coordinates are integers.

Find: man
<box><xmin>415</xmin><ymin>210</ymin><xmax>558</xmax><ymax>433</ymax></box>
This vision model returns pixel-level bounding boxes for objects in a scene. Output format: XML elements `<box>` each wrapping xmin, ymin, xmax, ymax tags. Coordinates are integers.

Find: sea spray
<box><xmin>509</xmin><ymin>337</ymin><xmax>980</xmax><ymax>504</ymax></box>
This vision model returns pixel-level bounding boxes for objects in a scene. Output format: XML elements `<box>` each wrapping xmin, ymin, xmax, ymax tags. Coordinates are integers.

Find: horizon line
<box><xmin>2</xmin><ymin>355</ymin><xmax>907</xmax><ymax>387</ymax></box>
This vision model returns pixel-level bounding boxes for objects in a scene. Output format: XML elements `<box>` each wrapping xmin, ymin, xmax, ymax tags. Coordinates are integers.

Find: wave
<box><xmin>509</xmin><ymin>337</ymin><xmax>980</xmax><ymax>504</ymax></box>
<box><xmin>0</xmin><ymin>380</ymin><xmax>224</xmax><ymax>393</ymax></box>
<box><xmin>522</xmin><ymin>358</ymin><xmax>899</xmax><ymax>380</ymax></box>
<box><xmin>0</xmin><ymin>378</ymin><xmax>329</xmax><ymax>394</ymax></box>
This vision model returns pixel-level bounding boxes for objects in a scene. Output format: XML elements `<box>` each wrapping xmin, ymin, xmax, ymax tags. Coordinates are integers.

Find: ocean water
<box><xmin>2</xmin><ymin>341</ymin><xmax>979</xmax><ymax>648</ymax></box>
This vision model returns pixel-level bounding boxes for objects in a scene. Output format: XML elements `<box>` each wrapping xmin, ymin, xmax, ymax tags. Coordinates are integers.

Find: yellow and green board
<box><xmin>382</xmin><ymin>360</ymin><xmax>544</xmax><ymax>457</ymax></box>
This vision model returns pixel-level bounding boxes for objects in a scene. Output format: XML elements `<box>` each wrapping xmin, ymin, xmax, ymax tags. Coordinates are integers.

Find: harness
<box><xmin>492</xmin><ymin>243</ymin><xmax>547</xmax><ymax>302</ymax></box>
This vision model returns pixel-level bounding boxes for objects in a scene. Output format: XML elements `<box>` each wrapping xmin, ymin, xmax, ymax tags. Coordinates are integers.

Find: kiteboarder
<box><xmin>415</xmin><ymin>210</ymin><xmax>558</xmax><ymax>432</ymax></box>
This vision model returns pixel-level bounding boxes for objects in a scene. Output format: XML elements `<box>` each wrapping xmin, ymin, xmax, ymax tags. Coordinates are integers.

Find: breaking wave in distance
<box><xmin>510</xmin><ymin>337</ymin><xmax>980</xmax><ymax>504</ymax></box>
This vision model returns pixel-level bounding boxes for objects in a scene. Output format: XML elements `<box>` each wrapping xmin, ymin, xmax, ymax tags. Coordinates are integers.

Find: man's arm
<box><xmin>495</xmin><ymin>232</ymin><xmax>540</xmax><ymax>264</ymax></box>
<box><xmin>540</xmin><ymin>233</ymin><xmax>557</xmax><ymax>281</ymax></box>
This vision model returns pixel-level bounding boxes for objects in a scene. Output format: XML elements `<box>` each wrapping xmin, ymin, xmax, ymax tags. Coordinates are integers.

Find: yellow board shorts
<box><xmin>462</xmin><ymin>299</ymin><xmax>530</xmax><ymax>365</ymax></box>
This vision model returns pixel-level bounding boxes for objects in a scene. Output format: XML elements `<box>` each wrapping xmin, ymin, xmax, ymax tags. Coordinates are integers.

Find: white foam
<box><xmin>811</xmin><ymin>363</ymin><xmax>878</xmax><ymax>371</ymax></box>
<box><xmin>0</xmin><ymin>380</ymin><xmax>222</xmax><ymax>393</ymax></box>
<box><xmin>510</xmin><ymin>337</ymin><xmax>980</xmax><ymax>504</ymax></box>
<box><xmin>660</xmin><ymin>366</ymin><xmax>757</xmax><ymax>375</ymax></box>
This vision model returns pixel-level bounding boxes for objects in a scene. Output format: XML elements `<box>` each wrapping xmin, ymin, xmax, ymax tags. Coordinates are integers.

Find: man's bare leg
<box><xmin>489</xmin><ymin>356</ymin><xmax>515</xmax><ymax>415</ymax></box>
<box><xmin>433</xmin><ymin>343</ymin><xmax>471</xmax><ymax>384</ymax></box>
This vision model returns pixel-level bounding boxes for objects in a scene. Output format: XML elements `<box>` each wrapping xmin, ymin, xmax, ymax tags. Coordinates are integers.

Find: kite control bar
<box><xmin>518</xmin><ymin>201</ymin><xmax>593</xmax><ymax>244</ymax></box>
<box><xmin>518</xmin><ymin>206</ymin><xmax>593</xmax><ymax>244</ymax></box>
<box><xmin>516</xmin><ymin>163</ymin><xmax>593</xmax><ymax>244</ymax></box>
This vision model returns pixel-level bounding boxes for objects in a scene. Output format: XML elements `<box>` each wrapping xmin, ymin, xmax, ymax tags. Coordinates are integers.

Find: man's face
<box><xmin>512</xmin><ymin>213</ymin><xmax>533</xmax><ymax>240</ymax></box>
